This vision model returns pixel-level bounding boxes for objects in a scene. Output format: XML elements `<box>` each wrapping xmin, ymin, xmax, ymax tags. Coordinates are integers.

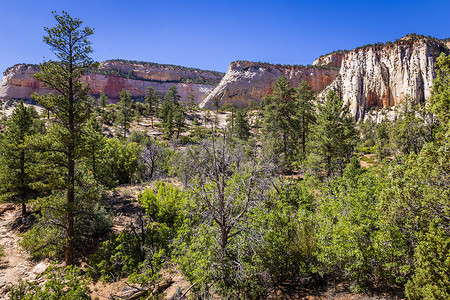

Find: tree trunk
<box><xmin>21</xmin><ymin>203</ymin><xmax>26</xmax><ymax>217</ymax></box>
<box><xmin>66</xmin><ymin>150</ymin><xmax>75</xmax><ymax>266</ymax></box>
<box><xmin>220</xmin><ymin>225</ymin><xmax>229</xmax><ymax>286</ymax></box>
<box><xmin>302</xmin><ymin>114</ymin><xmax>306</xmax><ymax>157</ymax></box>
<box><xmin>20</xmin><ymin>150</ymin><xmax>26</xmax><ymax>217</ymax></box>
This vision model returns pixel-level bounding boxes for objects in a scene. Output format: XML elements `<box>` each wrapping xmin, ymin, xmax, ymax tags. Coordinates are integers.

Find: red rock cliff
<box><xmin>200</xmin><ymin>61</ymin><xmax>339</xmax><ymax>108</ymax></box>
<box><xmin>0</xmin><ymin>60</ymin><xmax>224</xmax><ymax>103</ymax></box>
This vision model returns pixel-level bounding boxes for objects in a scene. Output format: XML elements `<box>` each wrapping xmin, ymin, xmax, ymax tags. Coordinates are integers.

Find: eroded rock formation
<box><xmin>324</xmin><ymin>38</ymin><xmax>449</xmax><ymax>118</ymax></box>
<box><xmin>200</xmin><ymin>61</ymin><xmax>339</xmax><ymax>108</ymax></box>
<box><xmin>313</xmin><ymin>51</ymin><xmax>347</xmax><ymax>68</ymax></box>
<box><xmin>0</xmin><ymin>60</ymin><xmax>224</xmax><ymax>103</ymax></box>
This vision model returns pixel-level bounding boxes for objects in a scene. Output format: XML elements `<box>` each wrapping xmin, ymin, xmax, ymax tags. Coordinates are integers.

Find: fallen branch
<box><xmin>125</xmin><ymin>277</ymin><xmax>173</xmax><ymax>300</ymax></box>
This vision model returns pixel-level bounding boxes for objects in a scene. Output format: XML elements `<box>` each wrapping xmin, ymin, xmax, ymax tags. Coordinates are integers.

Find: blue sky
<box><xmin>1</xmin><ymin>0</ymin><xmax>449</xmax><ymax>76</ymax></box>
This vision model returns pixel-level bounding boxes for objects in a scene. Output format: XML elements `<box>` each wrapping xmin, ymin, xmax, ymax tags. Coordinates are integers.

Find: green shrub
<box><xmin>20</xmin><ymin>176</ymin><xmax>111</xmax><ymax>260</ymax></box>
<box><xmin>405</xmin><ymin>222</ymin><xmax>450</xmax><ymax>299</ymax></box>
<box><xmin>88</xmin><ymin>224</ymin><xmax>167</xmax><ymax>283</ymax></box>
<box><xmin>97</xmin><ymin>138</ymin><xmax>142</xmax><ymax>186</ymax></box>
<box><xmin>9</xmin><ymin>265</ymin><xmax>91</xmax><ymax>300</ymax></box>
<box><xmin>89</xmin><ymin>182</ymin><xmax>187</xmax><ymax>283</ymax></box>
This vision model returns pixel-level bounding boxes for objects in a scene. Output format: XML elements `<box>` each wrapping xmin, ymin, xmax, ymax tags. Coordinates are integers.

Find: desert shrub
<box><xmin>20</xmin><ymin>177</ymin><xmax>111</xmax><ymax>260</ymax></box>
<box><xmin>89</xmin><ymin>182</ymin><xmax>187</xmax><ymax>283</ymax></box>
<box><xmin>97</xmin><ymin>138</ymin><xmax>142</xmax><ymax>186</ymax></box>
<box><xmin>9</xmin><ymin>265</ymin><xmax>91</xmax><ymax>300</ymax></box>
<box><xmin>405</xmin><ymin>222</ymin><xmax>450</xmax><ymax>299</ymax></box>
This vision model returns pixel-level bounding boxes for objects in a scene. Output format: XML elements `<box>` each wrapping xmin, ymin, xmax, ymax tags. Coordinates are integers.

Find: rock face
<box><xmin>313</xmin><ymin>51</ymin><xmax>347</xmax><ymax>68</ymax></box>
<box><xmin>0</xmin><ymin>60</ymin><xmax>224</xmax><ymax>103</ymax></box>
<box><xmin>200</xmin><ymin>61</ymin><xmax>339</xmax><ymax>108</ymax></box>
<box><xmin>325</xmin><ymin>38</ymin><xmax>449</xmax><ymax>119</ymax></box>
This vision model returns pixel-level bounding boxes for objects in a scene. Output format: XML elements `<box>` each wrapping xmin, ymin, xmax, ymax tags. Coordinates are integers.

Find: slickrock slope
<box><xmin>0</xmin><ymin>60</ymin><xmax>224</xmax><ymax>103</ymax></box>
<box><xmin>325</xmin><ymin>38</ymin><xmax>449</xmax><ymax>119</ymax></box>
<box><xmin>200</xmin><ymin>61</ymin><xmax>339</xmax><ymax>108</ymax></box>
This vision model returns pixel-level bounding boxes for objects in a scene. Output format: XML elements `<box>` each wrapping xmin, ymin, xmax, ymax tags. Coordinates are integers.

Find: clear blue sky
<box><xmin>1</xmin><ymin>0</ymin><xmax>449</xmax><ymax>76</ymax></box>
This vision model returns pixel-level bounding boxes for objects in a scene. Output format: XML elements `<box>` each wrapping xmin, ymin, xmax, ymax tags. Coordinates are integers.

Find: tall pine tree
<box><xmin>145</xmin><ymin>86</ymin><xmax>159</xmax><ymax>128</ymax></box>
<box><xmin>263</xmin><ymin>76</ymin><xmax>299</xmax><ymax>166</ymax></box>
<box><xmin>295</xmin><ymin>81</ymin><xmax>316</xmax><ymax>158</ymax></box>
<box><xmin>32</xmin><ymin>11</ymin><xmax>96</xmax><ymax>265</ymax></box>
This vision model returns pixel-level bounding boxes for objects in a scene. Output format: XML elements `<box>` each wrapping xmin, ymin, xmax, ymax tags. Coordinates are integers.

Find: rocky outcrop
<box><xmin>0</xmin><ymin>60</ymin><xmax>224</xmax><ymax>103</ymax></box>
<box><xmin>200</xmin><ymin>61</ymin><xmax>339</xmax><ymax>108</ymax></box>
<box><xmin>325</xmin><ymin>38</ymin><xmax>449</xmax><ymax>119</ymax></box>
<box><xmin>313</xmin><ymin>51</ymin><xmax>347</xmax><ymax>68</ymax></box>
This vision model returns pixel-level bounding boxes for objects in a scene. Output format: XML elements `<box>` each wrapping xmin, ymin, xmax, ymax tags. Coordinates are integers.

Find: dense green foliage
<box><xmin>116</xmin><ymin>90</ymin><xmax>134</xmax><ymax>138</ymax></box>
<box><xmin>263</xmin><ymin>77</ymin><xmax>317</xmax><ymax>168</ymax></box>
<box><xmin>0</xmin><ymin>102</ymin><xmax>42</xmax><ymax>215</ymax></box>
<box><xmin>9</xmin><ymin>265</ymin><xmax>91</xmax><ymax>300</ymax></box>
<box><xmin>158</xmin><ymin>86</ymin><xmax>186</xmax><ymax>139</ymax></box>
<box><xmin>308</xmin><ymin>90</ymin><xmax>357</xmax><ymax>176</ymax></box>
<box><xmin>89</xmin><ymin>182</ymin><xmax>186</xmax><ymax>283</ymax></box>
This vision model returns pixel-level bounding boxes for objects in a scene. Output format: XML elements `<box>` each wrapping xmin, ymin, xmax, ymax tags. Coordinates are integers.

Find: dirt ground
<box><xmin>0</xmin><ymin>204</ymin><xmax>50</xmax><ymax>299</ymax></box>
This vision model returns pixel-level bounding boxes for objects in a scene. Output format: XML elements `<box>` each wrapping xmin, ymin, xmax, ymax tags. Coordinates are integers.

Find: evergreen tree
<box><xmin>295</xmin><ymin>81</ymin><xmax>316</xmax><ymax>158</ymax></box>
<box><xmin>0</xmin><ymin>101</ymin><xmax>40</xmax><ymax>216</ymax></box>
<box><xmin>164</xmin><ymin>86</ymin><xmax>180</xmax><ymax>107</ymax></box>
<box><xmin>187</xmin><ymin>92</ymin><xmax>197</xmax><ymax>110</ymax></box>
<box><xmin>145</xmin><ymin>86</ymin><xmax>159</xmax><ymax>128</ymax></box>
<box><xmin>309</xmin><ymin>90</ymin><xmax>357</xmax><ymax>176</ymax></box>
<box><xmin>117</xmin><ymin>90</ymin><xmax>133</xmax><ymax>138</ymax></box>
<box><xmin>159</xmin><ymin>86</ymin><xmax>182</xmax><ymax>139</ymax></box>
<box><xmin>429</xmin><ymin>53</ymin><xmax>450</xmax><ymax>127</ymax></box>
<box><xmin>263</xmin><ymin>76</ymin><xmax>299</xmax><ymax>166</ymax></box>
<box><xmin>98</xmin><ymin>92</ymin><xmax>108</xmax><ymax>108</ymax></box>
<box><xmin>32</xmin><ymin>11</ymin><xmax>97</xmax><ymax>265</ymax></box>
<box><xmin>233</xmin><ymin>108</ymin><xmax>251</xmax><ymax>140</ymax></box>
<box><xmin>174</xmin><ymin>106</ymin><xmax>186</xmax><ymax>140</ymax></box>
<box><xmin>84</xmin><ymin>116</ymin><xmax>105</xmax><ymax>180</ymax></box>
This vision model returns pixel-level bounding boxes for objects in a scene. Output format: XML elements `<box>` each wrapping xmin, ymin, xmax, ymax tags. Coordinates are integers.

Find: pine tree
<box><xmin>187</xmin><ymin>92</ymin><xmax>197</xmax><ymax>110</ymax></box>
<box><xmin>0</xmin><ymin>101</ymin><xmax>39</xmax><ymax>216</ymax></box>
<box><xmin>85</xmin><ymin>116</ymin><xmax>105</xmax><ymax>180</ymax></box>
<box><xmin>159</xmin><ymin>86</ymin><xmax>182</xmax><ymax>139</ymax></box>
<box><xmin>309</xmin><ymin>90</ymin><xmax>357</xmax><ymax>176</ymax></box>
<box><xmin>295</xmin><ymin>81</ymin><xmax>316</xmax><ymax>158</ymax></box>
<box><xmin>117</xmin><ymin>90</ymin><xmax>133</xmax><ymax>138</ymax></box>
<box><xmin>164</xmin><ymin>86</ymin><xmax>181</xmax><ymax>107</ymax></box>
<box><xmin>145</xmin><ymin>87</ymin><xmax>159</xmax><ymax>128</ymax></box>
<box><xmin>98</xmin><ymin>92</ymin><xmax>108</xmax><ymax>108</ymax></box>
<box><xmin>233</xmin><ymin>108</ymin><xmax>251</xmax><ymax>140</ymax></box>
<box><xmin>174</xmin><ymin>106</ymin><xmax>186</xmax><ymax>140</ymax></box>
<box><xmin>263</xmin><ymin>76</ymin><xmax>299</xmax><ymax>166</ymax></box>
<box><xmin>32</xmin><ymin>11</ymin><xmax>96</xmax><ymax>265</ymax></box>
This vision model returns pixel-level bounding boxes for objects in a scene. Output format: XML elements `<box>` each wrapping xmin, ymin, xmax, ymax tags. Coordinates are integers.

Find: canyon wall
<box><xmin>324</xmin><ymin>38</ymin><xmax>449</xmax><ymax>119</ymax></box>
<box><xmin>2</xmin><ymin>36</ymin><xmax>449</xmax><ymax>118</ymax></box>
<box><xmin>202</xmin><ymin>36</ymin><xmax>449</xmax><ymax>119</ymax></box>
<box><xmin>313</xmin><ymin>51</ymin><xmax>347</xmax><ymax>68</ymax></box>
<box><xmin>0</xmin><ymin>60</ymin><xmax>224</xmax><ymax>103</ymax></box>
<box><xmin>200</xmin><ymin>61</ymin><xmax>339</xmax><ymax>108</ymax></box>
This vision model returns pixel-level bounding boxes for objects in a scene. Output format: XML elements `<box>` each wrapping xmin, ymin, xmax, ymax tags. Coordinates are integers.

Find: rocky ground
<box><xmin>0</xmin><ymin>204</ymin><xmax>50</xmax><ymax>299</ymax></box>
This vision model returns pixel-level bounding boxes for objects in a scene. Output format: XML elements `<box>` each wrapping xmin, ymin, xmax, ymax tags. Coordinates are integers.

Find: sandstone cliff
<box><xmin>201</xmin><ymin>35</ymin><xmax>449</xmax><ymax>118</ymax></box>
<box><xmin>313</xmin><ymin>51</ymin><xmax>347</xmax><ymax>68</ymax></box>
<box><xmin>200</xmin><ymin>61</ymin><xmax>339</xmax><ymax>109</ymax></box>
<box><xmin>0</xmin><ymin>60</ymin><xmax>224</xmax><ymax>103</ymax></box>
<box><xmin>324</xmin><ymin>37</ymin><xmax>449</xmax><ymax>119</ymax></box>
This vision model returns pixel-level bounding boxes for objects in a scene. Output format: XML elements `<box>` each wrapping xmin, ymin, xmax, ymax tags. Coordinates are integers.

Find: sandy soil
<box><xmin>0</xmin><ymin>204</ymin><xmax>49</xmax><ymax>299</ymax></box>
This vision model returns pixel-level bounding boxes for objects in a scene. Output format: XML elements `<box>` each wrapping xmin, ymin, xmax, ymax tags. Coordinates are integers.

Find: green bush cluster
<box><xmin>9</xmin><ymin>265</ymin><xmax>91</xmax><ymax>300</ymax></box>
